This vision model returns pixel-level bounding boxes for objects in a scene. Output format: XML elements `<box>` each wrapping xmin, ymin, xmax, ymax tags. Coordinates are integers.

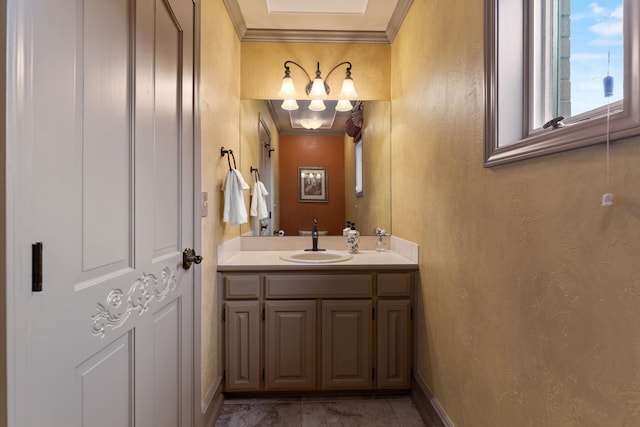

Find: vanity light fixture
<box><xmin>301</xmin><ymin>171</ymin><xmax>322</xmax><ymax>179</ymax></box>
<box><xmin>278</xmin><ymin>60</ymin><xmax>358</xmax><ymax>113</ymax></box>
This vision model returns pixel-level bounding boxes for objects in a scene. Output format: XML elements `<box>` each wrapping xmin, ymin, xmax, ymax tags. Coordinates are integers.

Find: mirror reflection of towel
<box><xmin>223</xmin><ymin>169</ymin><xmax>250</xmax><ymax>225</ymax></box>
<box><xmin>250</xmin><ymin>180</ymin><xmax>269</xmax><ymax>220</ymax></box>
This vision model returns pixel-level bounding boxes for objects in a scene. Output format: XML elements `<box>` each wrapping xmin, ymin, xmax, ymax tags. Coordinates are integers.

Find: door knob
<box><xmin>183</xmin><ymin>248</ymin><xmax>203</xmax><ymax>270</ymax></box>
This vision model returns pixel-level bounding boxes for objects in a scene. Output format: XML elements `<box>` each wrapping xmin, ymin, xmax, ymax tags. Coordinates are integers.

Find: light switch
<box><xmin>201</xmin><ymin>192</ymin><xmax>208</xmax><ymax>217</ymax></box>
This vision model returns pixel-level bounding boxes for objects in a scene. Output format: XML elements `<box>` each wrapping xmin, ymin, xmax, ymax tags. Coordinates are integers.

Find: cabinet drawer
<box><xmin>265</xmin><ymin>274</ymin><xmax>372</xmax><ymax>299</ymax></box>
<box><xmin>224</xmin><ymin>274</ymin><xmax>261</xmax><ymax>299</ymax></box>
<box><xmin>377</xmin><ymin>273</ymin><xmax>412</xmax><ymax>297</ymax></box>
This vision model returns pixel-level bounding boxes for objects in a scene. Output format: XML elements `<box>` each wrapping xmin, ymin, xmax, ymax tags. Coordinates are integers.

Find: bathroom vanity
<box><xmin>217</xmin><ymin>243</ymin><xmax>418</xmax><ymax>394</ymax></box>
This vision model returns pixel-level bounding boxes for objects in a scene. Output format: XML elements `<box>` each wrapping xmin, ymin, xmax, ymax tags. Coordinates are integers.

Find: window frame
<box><xmin>354</xmin><ymin>139</ymin><xmax>363</xmax><ymax>197</ymax></box>
<box><xmin>484</xmin><ymin>0</ymin><xmax>640</xmax><ymax>167</ymax></box>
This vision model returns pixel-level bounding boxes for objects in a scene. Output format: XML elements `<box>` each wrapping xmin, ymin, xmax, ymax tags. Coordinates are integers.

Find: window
<box><xmin>484</xmin><ymin>0</ymin><xmax>640</xmax><ymax>166</ymax></box>
<box><xmin>355</xmin><ymin>140</ymin><xmax>363</xmax><ymax>197</ymax></box>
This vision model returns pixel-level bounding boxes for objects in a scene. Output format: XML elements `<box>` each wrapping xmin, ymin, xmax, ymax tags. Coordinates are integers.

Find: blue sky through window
<box><xmin>568</xmin><ymin>0</ymin><xmax>623</xmax><ymax>115</ymax></box>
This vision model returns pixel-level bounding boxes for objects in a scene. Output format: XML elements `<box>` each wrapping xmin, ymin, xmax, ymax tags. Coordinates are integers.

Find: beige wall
<box><xmin>241</xmin><ymin>42</ymin><xmax>390</xmax><ymax>100</ymax></box>
<box><xmin>200</xmin><ymin>0</ymin><xmax>241</xmax><ymax>401</ymax></box>
<box><xmin>345</xmin><ymin>101</ymin><xmax>391</xmax><ymax>235</ymax></box>
<box><xmin>392</xmin><ymin>1</ymin><xmax>640</xmax><ymax>426</ymax></box>
<box><xmin>238</xmin><ymin>100</ymin><xmax>279</xmax><ymax>236</ymax></box>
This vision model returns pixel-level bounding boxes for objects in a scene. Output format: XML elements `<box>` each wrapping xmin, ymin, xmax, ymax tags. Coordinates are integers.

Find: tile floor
<box><xmin>215</xmin><ymin>394</ymin><xmax>425</xmax><ymax>426</ymax></box>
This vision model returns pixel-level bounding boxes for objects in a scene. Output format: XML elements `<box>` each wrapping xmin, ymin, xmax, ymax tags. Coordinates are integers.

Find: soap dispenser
<box><xmin>346</xmin><ymin>223</ymin><xmax>360</xmax><ymax>254</ymax></box>
<box><xmin>342</xmin><ymin>221</ymin><xmax>352</xmax><ymax>236</ymax></box>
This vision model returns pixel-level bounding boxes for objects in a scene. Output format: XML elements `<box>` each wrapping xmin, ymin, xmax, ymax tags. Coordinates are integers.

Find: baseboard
<box><xmin>411</xmin><ymin>373</ymin><xmax>454</xmax><ymax>427</ymax></box>
<box><xmin>201</xmin><ymin>376</ymin><xmax>224</xmax><ymax>427</ymax></box>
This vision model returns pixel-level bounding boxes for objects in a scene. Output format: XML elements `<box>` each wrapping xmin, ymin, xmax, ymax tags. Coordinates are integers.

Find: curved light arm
<box><xmin>283</xmin><ymin>60</ymin><xmax>313</xmax><ymax>84</ymax></box>
<box><xmin>324</xmin><ymin>61</ymin><xmax>353</xmax><ymax>83</ymax></box>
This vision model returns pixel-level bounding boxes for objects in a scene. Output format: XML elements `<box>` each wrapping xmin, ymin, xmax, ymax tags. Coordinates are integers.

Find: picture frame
<box><xmin>299</xmin><ymin>167</ymin><xmax>327</xmax><ymax>202</ymax></box>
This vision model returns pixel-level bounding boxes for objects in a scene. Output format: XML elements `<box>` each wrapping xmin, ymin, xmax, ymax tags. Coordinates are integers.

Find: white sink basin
<box><xmin>280</xmin><ymin>250</ymin><xmax>352</xmax><ymax>264</ymax></box>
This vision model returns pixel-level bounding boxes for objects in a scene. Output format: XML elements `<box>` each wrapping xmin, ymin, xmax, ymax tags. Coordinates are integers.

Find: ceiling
<box><xmin>223</xmin><ymin>0</ymin><xmax>413</xmax><ymax>43</ymax></box>
<box><xmin>227</xmin><ymin>1</ymin><xmax>410</xmax><ymax>134</ymax></box>
<box><xmin>266</xmin><ymin>100</ymin><xmax>355</xmax><ymax>136</ymax></box>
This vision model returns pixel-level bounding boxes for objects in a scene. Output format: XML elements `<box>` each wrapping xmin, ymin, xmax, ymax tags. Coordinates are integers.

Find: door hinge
<box><xmin>262</xmin><ymin>368</ymin><xmax>265</xmax><ymax>380</ymax></box>
<box><xmin>222</xmin><ymin>307</ymin><xmax>226</xmax><ymax>322</ymax></box>
<box><xmin>372</xmin><ymin>307</ymin><xmax>375</xmax><ymax>320</ymax></box>
<box><xmin>410</xmin><ymin>306</ymin><xmax>413</xmax><ymax>320</ymax></box>
<box><xmin>222</xmin><ymin>369</ymin><xmax>226</xmax><ymax>382</ymax></box>
<box><xmin>372</xmin><ymin>368</ymin><xmax>375</xmax><ymax>380</ymax></box>
<box><xmin>32</xmin><ymin>242</ymin><xmax>43</xmax><ymax>292</ymax></box>
<box><xmin>262</xmin><ymin>307</ymin><xmax>265</xmax><ymax>321</ymax></box>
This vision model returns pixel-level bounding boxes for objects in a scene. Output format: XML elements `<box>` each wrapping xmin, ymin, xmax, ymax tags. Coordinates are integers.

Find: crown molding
<box><xmin>223</xmin><ymin>0</ymin><xmax>248</xmax><ymax>40</ymax></box>
<box><xmin>241</xmin><ymin>29</ymin><xmax>391</xmax><ymax>44</ymax></box>
<box><xmin>386</xmin><ymin>0</ymin><xmax>413</xmax><ymax>43</ymax></box>
<box><xmin>223</xmin><ymin>0</ymin><xmax>413</xmax><ymax>45</ymax></box>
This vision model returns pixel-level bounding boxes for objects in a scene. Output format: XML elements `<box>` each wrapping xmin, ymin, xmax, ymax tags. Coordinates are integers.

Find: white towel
<box><xmin>250</xmin><ymin>180</ymin><xmax>269</xmax><ymax>220</ymax></box>
<box><xmin>223</xmin><ymin>169</ymin><xmax>250</xmax><ymax>225</ymax></box>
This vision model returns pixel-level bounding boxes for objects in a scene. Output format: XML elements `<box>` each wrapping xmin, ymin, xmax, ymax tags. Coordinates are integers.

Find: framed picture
<box><xmin>299</xmin><ymin>167</ymin><xmax>327</xmax><ymax>202</ymax></box>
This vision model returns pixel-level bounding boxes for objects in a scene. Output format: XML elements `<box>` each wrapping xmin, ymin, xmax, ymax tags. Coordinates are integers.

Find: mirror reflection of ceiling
<box><xmin>223</xmin><ymin>0</ymin><xmax>413</xmax><ymax>43</ymax></box>
<box><xmin>266</xmin><ymin>100</ymin><xmax>353</xmax><ymax>135</ymax></box>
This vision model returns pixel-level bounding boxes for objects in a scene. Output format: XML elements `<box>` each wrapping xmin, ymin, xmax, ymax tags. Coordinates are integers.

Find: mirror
<box><xmin>239</xmin><ymin>99</ymin><xmax>391</xmax><ymax>236</ymax></box>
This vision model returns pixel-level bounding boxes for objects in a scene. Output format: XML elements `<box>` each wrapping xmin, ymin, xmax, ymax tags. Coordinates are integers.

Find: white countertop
<box><xmin>217</xmin><ymin>249</ymin><xmax>418</xmax><ymax>272</ymax></box>
<box><xmin>216</xmin><ymin>235</ymin><xmax>419</xmax><ymax>272</ymax></box>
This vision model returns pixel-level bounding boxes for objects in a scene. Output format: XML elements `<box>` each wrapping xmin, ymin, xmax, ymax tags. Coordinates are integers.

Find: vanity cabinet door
<box><xmin>225</xmin><ymin>301</ymin><xmax>261</xmax><ymax>391</ymax></box>
<box><xmin>265</xmin><ymin>300</ymin><xmax>317</xmax><ymax>390</ymax></box>
<box><xmin>321</xmin><ymin>300</ymin><xmax>372</xmax><ymax>390</ymax></box>
<box><xmin>376</xmin><ymin>299</ymin><xmax>411</xmax><ymax>389</ymax></box>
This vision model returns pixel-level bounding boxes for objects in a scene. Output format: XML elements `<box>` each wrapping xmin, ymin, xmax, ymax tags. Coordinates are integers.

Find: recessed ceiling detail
<box><xmin>266</xmin><ymin>0</ymin><xmax>368</xmax><ymax>15</ymax></box>
<box><xmin>267</xmin><ymin>100</ymin><xmax>351</xmax><ymax>135</ymax></box>
<box><xmin>223</xmin><ymin>0</ymin><xmax>413</xmax><ymax>44</ymax></box>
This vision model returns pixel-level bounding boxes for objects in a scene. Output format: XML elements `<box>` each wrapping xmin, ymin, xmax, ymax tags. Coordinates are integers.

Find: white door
<box><xmin>7</xmin><ymin>0</ymin><xmax>197</xmax><ymax>426</ymax></box>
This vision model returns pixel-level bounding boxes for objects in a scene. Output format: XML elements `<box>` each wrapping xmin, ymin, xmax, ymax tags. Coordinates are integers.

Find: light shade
<box><xmin>281</xmin><ymin>99</ymin><xmax>299</xmax><ymax>111</ymax></box>
<box><xmin>278</xmin><ymin>76</ymin><xmax>297</xmax><ymax>99</ymax></box>
<box><xmin>300</xmin><ymin>118</ymin><xmax>323</xmax><ymax>130</ymax></box>
<box><xmin>338</xmin><ymin>77</ymin><xmax>358</xmax><ymax>100</ymax></box>
<box><xmin>335</xmin><ymin>100</ymin><xmax>353</xmax><ymax>112</ymax></box>
<box><xmin>308</xmin><ymin>99</ymin><xmax>326</xmax><ymax>111</ymax></box>
<box><xmin>308</xmin><ymin>78</ymin><xmax>328</xmax><ymax>100</ymax></box>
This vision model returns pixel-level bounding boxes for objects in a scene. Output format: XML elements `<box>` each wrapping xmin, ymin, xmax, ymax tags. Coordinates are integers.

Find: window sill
<box><xmin>485</xmin><ymin>103</ymin><xmax>640</xmax><ymax>167</ymax></box>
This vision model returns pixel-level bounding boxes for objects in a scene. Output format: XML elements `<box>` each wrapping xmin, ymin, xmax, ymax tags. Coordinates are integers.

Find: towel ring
<box><xmin>250</xmin><ymin>166</ymin><xmax>260</xmax><ymax>182</ymax></box>
<box><xmin>220</xmin><ymin>147</ymin><xmax>237</xmax><ymax>170</ymax></box>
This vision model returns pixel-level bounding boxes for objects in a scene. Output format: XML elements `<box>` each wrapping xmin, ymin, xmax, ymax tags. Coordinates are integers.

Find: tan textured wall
<box><xmin>200</xmin><ymin>0</ymin><xmax>240</xmax><ymax>400</ymax></box>
<box><xmin>239</xmin><ymin>100</ymin><xmax>279</xmax><ymax>236</ymax></box>
<box><xmin>240</xmin><ymin>42</ymin><xmax>390</xmax><ymax>100</ymax></box>
<box><xmin>392</xmin><ymin>1</ymin><xmax>640</xmax><ymax>426</ymax></box>
<box><xmin>345</xmin><ymin>101</ymin><xmax>391</xmax><ymax>235</ymax></box>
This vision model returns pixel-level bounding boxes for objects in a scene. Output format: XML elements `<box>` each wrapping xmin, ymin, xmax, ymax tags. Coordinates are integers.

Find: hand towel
<box><xmin>223</xmin><ymin>169</ymin><xmax>250</xmax><ymax>225</ymax></box>
<box><xmin>250</xmin><ymin>180</ymin><xmax>269</xmax><ymax>220</ymax></box>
